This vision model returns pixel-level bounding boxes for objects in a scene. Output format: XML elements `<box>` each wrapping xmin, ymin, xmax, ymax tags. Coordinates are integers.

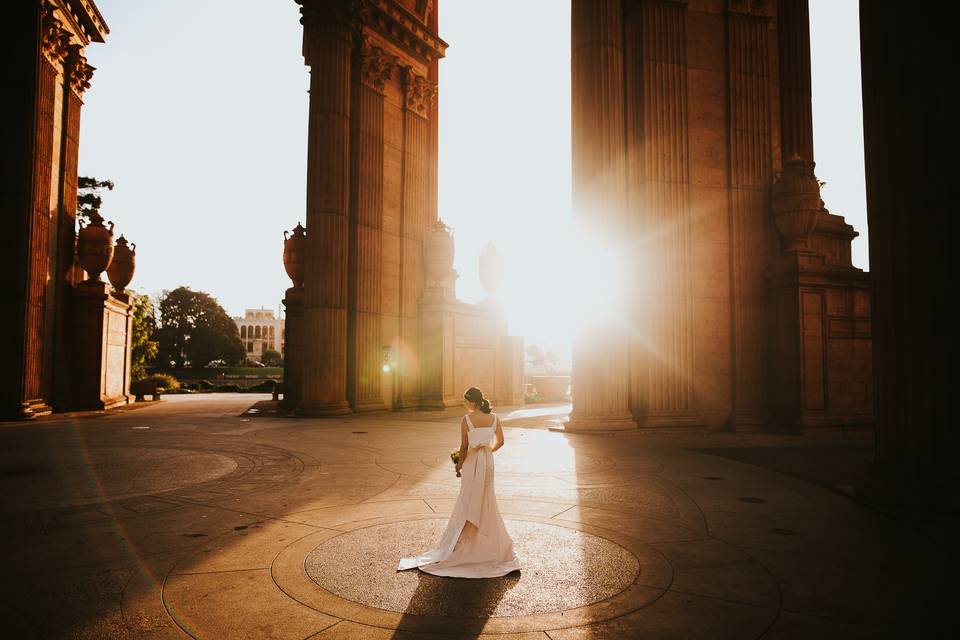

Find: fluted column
<box><xmin>624</xmin><ymin>0</ymin><xmax>700</xmax><ymax>428</ymax></box>
<box><xmin>0</xmin><ymin>4</ymin><xmax>69</xmax><ymax>419</ymax></box>
<box><xmin>567</xmin><ymin>0</ymin><xmax>634</xmax><ymax>431</ymax></box>
<box><xmin>348</xmin><ymin>38</ymin><xmax>392</xmax><ymax>412</ymax></box>
<box><xmin>856</xmin><ymin>5</ymin><xmax>954</xmax><ymax>510</ymax></box>
<box><xmin>726</xmin><ymin>1</ymin><xmax>773</xmax><ymax>429</ymax></box>
<box><xmin>777</xmin><ymin>0</ymin><xmax>813</xmax><ymax>163</ymax></box>
<box><xmin>297</xmin><ymin>0</ymin><xmax>355</xmax><ymax>415</ymax></box>
<box><xmin>397</xmin><ymin>68</ymin><xmax>434</xmax><ymax>409</ymax></box>
<box><xmin>52</xmin><ymin>45</ymin><xmax>92</xmax><ymax>408</ymax></box>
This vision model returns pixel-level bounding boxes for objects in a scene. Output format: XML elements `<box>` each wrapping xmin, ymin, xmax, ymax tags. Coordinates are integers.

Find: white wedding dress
<box><xmin>397</xmin><ymin>412</ymin><xmax>520</xmax><ymax>577</ymax></box>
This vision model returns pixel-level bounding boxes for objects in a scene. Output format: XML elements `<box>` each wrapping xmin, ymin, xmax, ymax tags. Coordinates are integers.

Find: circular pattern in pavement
<box><xmin>0</xmin><ymin>447</ymin><xmax>238</xmax><ymax>508</ymax></box>
<box><xmin>304</xmin><ymin>518</ymin><xmax>642</xmax><ymax>618</ymax></box>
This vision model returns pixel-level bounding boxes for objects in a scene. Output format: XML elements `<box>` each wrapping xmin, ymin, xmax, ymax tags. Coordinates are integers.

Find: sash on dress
<box><xmin>463</xmin><ymin>420</ymin><xmax>495</xmax><ymax>527</ymax></box>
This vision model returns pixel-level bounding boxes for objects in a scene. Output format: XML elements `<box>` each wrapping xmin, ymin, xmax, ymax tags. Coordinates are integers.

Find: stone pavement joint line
<box><xmin>0</xmin><ymin>395</ymin><xmax>949</xmax><ymax>638</ymax></box>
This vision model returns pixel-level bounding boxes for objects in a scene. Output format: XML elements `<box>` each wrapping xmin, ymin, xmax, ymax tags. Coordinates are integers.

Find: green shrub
<box><xmin>217</xmin><ymin>384</ymin><xmax>242</xmax><ymax>392</ymax></box>
<box><xmin>247</xmin><ymin>380</ymin><xmax>277</xmax><ymax>393</ymax></box>
<box><xmin>197</xmin><ymin>379</ymin><xmax>216</xmax><ymax>389</ymax></box>
<box><xmin>142</xmin><ymin>373</ymin><xmax>180</xmax><ymax>391</ymax></box>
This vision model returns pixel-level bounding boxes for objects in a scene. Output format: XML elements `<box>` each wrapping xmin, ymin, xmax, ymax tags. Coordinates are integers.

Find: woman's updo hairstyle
<box><xmin>463</xmin><ymin>387</ymin><xmax>492</xmax><ymax>414</ymax></box>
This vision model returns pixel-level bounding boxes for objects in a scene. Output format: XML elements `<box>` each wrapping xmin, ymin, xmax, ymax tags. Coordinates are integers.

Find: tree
<box><xmin>77</xmin><ymin>176</ymin><xmax>114</xmax><ymax>219</ymax></box>
<box><xmin>260</xmin><ymin>349</ymin><xmax>283</xmax><ymax>366</ymax></box>
<box><xmin>155</xmin><ymin>287</ymin><xmax>244</xmax><ymax>369</ymax></box>
<box><xmin>130</xmin><ymin>294</ymin><xmax>159</xmax><ymax>381</ymax></box>
<box><xmin>526</xmin><ymin>344</ymin><xmax>558</xmax><ymax>374</ymax></box>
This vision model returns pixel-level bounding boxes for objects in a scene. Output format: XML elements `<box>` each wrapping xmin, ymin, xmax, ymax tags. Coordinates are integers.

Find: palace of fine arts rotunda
<box><xmin>2</xmin><ymin>0</ymin><xmax>953</xmax><ymax>514</ymax></box>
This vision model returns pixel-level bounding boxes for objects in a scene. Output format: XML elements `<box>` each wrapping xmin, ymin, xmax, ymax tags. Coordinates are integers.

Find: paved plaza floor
<box><xmin>0</xmin><ymin>395</ymin><xmax>952</xmax><ymax>639</ymax></box>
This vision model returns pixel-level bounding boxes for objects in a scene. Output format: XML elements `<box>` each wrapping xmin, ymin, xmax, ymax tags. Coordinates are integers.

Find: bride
<box><xmin>397</xmin><ymin>386</ymin><xmax>520</xmax><ymax>577</ymax></box>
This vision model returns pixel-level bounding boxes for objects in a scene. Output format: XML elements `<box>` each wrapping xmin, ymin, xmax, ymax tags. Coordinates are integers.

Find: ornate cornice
<box><xmin>360</xmin><ymin>0</ymin><xmax>446</xmax><ymax>64</ymax></box>
<box><xmin>359</xmin><ymin>36</ymin><xmax>397</xmax><ymax>92</ymax></box>
<box><xmin>66</xmin><ymin>45</ymin><xmax>94</xmax><ymax>96</ymax></box>
<box><xmin>40</xmin><ymin>4</ymin><xmax>71</xmax><ymax>67</ymax></box>
<box><xmin>727</xmin><ymin>0</ymin><xmax>771</xmax><ymax>18</ymax></box>
<box><xmin>403</xmin><ymin>67</ymin><xmax>436</xmax><ymax>117</ymax></box>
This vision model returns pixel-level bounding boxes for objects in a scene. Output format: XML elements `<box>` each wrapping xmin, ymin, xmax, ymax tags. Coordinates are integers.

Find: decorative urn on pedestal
<box><xmin>107</xmin><ymin>235</ymin><xmax>136</xmax><ymax>292</ymax></box>
<box><xmin>77</xmin><ymin>210</ymin><xmax>114</xmax><ymax>281</ymax></box>
<box><xmin>423</xmin><ymin>219</ymin><xmax>457</xmax><ymax>299</ymax></box>
<box><xmin>772</xmin><ymin>155</ymin><xmax>824</xmax><ymax>252</ymax></box>
<box><xmin>283</xmin><ymin>223</ymin><xmax>306</xmax><ymax>288</ymax></box>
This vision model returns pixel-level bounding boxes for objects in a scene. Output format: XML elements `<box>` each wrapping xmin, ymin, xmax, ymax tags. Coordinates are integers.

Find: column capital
<box><xmin>40</xmin><ymin>3</ymin><xmax>71</xmax><ymax>67</ymax></box>
<box><xmin>402</xmin><ymin>67</ymin><xmax>436</xmax><ymax>117</ymax></box>
<box><xmin>66</xmin><ymin>45</ymin><xmax>94</xmax><ymax>97</ymax></box>
<box><xmin>359</xmin><ymin>36</ymin><xmax>397</xmax><ymax>92</ymax></box>
<box><xmin>727</xmin><ymin>0</ymin><xmax>772</xmax><ymax>19</ymax></box>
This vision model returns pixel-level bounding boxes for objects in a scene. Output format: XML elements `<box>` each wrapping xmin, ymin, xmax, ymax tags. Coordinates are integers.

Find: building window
<box><xmin>246</xmin><ymin>342</ymin><xmax>253</xmax><ymax>353</ymax></box>
<box><xmin>241</xmin><ymin>326</ymin><xmax>247</xmax><ymax>339</ymax></box>
<box><xmin>255</xmin><ymin>326</ymin><xmax>261</xmax><ymax>339</ymax></box>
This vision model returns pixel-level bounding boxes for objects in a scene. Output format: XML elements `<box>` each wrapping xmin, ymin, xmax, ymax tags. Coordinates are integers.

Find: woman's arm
<box><xmin>492</xmin><ymin>415</ymin><xmax>504</xmax><ymax>452</ymax></box>
<box><xmin>455</xmin><ymin>418</ymin><xmax>468</xmax><ymax>472</ymax></box>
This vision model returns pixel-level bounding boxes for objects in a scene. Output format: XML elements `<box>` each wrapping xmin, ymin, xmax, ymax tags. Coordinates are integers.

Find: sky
<box><xmin>79</xmin><ymin>0</ymin><xmax>866</xmax><ymax>350</ymax></box>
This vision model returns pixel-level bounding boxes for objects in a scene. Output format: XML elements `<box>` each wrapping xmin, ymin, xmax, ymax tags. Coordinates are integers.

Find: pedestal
<box><xmin>766</xmin><ymin>251</ymin><xmax>872</xmax><ymax>431</ymax></box>
<box><xmin>494</xmin><ymin>335</ymin><xmax>525</xmax><ymax>407</ymax></box>
<box><xmin>418</xmin><ymin>297</ymin><xmax>462</xmax><ymax>409</ymax></box>
<box><xmin>69</xmin><ymin>281</ymin><xmax>132</xmax><ymax>410</ymax></box>
<box><xmin>281</xmin><ymin>287</ymin><xmax>304</xmax><ymax>412</ymax></box>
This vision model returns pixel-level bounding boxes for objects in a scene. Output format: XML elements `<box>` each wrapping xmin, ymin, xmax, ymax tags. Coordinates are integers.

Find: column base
<box><xmin>353</xmin><ymin>398</ymin><xmax>388</xmax><ymax>413</ymax></box>
<box><xmin>856</xmin><ymin>464</ymin><xmax>960</xmax><ymax>514</ymax></box>
<box><xmin>419</xmin><ymin>398</ymin><xmax>463</xmax><ymax>410</ymax></box>
<box><xmin>728</xmin><ymin>414</ymin><xmax>767</xmax><ymax>432</ymax></box>
<box><xmin>298</xmin><ymin>401</ymin><xmax>353</xmax><ymax>417</ymax></box>
<box><xmin>641</xmin><ymin>412</ymin><xmax>704</xmax><ymax>428</ymax></box>
<box><xmin>396</xmin><ymin>397</ymin><xmax>422</xmax><ymax>411</ymax></box>
<box><xmin>559</xmin><ymin>413</ymin><xmax>637</xmax><ymax>433</ymax></box>
<box><xmin>27</xmin><ymin>399</ymin><xmax>53</xmax><ymax>417</ymax></box>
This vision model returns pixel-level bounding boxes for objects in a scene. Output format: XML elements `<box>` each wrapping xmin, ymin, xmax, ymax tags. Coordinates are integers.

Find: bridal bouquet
<box><xmin>450</xmin><ymin>449</ymin><xmax>461</xmax><ymax>477</ymax></box>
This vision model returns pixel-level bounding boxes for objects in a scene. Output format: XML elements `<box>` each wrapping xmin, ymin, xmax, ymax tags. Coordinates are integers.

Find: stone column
<box><xmin>624</xmin><ymin>0</ymin><xmax>700</xmax><ymax>428</ymax></box>
<box><xmin>297</xmin><ymin>0</ymin><xmax>355</xmax><ymax>415</ymax></box>
<box><xmin>348</xmin><ymin>37</ymin><xmax>392</xmax><ymax>412</ymax></box>
<box><xmin>0</xmin><ymin>4</ymin><xmax>67</xmax><ymax>419</ymax></box>
<box><xmin>776</xmin><ymin>0</ymin><xmax>814</xmax><ymax>163</ymax></box>
<box><xmin>52</xmin><ymin>44</ymin><xmax>93</xmax><ymax>409</ymax></box>
<box><xmin>567</xmin><ymin>0</ymin><xmax>634</xmax><ymax>431</ymax></box>
<box><xmin>726</xmin><ymin>0</ymin><xmax>773</xmax><ymax>429</ymax></box>
<box><xmin>855</xmin><ymin>5</ymin><xmax>954</xmax><ymax>510</ymax></box>
<box><xmin>397</xmin><ymin>68</ymin><xmax>435</xmax><ymax>409</ymax></box>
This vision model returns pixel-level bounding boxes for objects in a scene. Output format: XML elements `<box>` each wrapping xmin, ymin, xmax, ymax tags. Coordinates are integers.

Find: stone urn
<box><xmin>478</xmin><ymin>242</ymin><xmax>503</xmax><ymax>300</ymax></box>
<box><xmin>283</xmin><ymin>222</ymin><xmax>306</xmax><ymax>288</ymax></box>
<box><xmin>77</xmin><ymin>210</ymin><xmax>114</xmax><ymax>281</ymax></box>
<box><xmin>424</xmin><ymin>219</ymin><xmax>457</xmax><ymax>292</ymax></box>
<box><xmin>107</xmin><ymin>235</ymin><xmax>136</xmax><ymax>291</ymax></box>
<box><xmin>772</xmin><ymin>155</ymin><xmax>824</xmax><ymax>252</ymax></box>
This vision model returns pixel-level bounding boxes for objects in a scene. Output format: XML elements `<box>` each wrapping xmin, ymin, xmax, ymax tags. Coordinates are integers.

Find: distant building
<box><xmin>233</xmin><ymin>308</ymin><xmax>284</xmax><ymax>361</ymax></box>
